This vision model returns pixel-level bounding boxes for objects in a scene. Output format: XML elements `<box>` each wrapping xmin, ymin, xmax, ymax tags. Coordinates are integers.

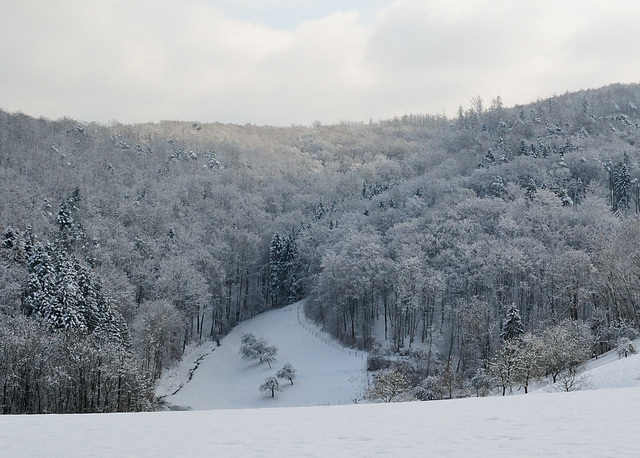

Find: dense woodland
<box><xmin>2</xmin><ymin>83</ymin><xmax>640</xmax><ymax>412</ymax></box>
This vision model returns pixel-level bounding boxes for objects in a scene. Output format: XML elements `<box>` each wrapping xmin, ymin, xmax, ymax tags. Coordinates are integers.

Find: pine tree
<box><xmin>614</xmin><ymin>161</ymin><xmax>632</xmax><ymax>212</ymax></box>
<box><xmin>500</xmin><ymin>303</ymin><xmax>525</xmax><ymax>341</ymax></box>
<box><xmin>269</xmin><ymin>232</ymin><xmax>302</xmax><ymax>308</ymax></box>
<box><xmin>56</xmin><ymin>188</ymin><xmax>84</xmax><ymax>250</ymax></box>
<box><xmin>21</xmin><ymin>239</ymin><xmax>128</xmax><ymax>343</ymax></box>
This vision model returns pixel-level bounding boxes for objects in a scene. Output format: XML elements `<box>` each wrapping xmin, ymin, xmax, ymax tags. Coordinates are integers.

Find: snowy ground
<box><xmin>161</xmin><ymin>301</ymin><xmax>368</xmax><ymax>409</ymax></box>
<box><xmin>3</xmin><ymin>388</ymin><xmax>640</xmax><ymax>456</ymax></box>
<box><xmin>580</xmin><ymin>343</ymin><xmax>640</xmax><ymax>390</ymax></box>
<box><xmin>3</xmin><ymin>303</ymin><xmax>640</xmax><ymax>456</ymax></box>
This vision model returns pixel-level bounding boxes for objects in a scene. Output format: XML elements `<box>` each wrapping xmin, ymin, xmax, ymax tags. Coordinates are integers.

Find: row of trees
<box><xmin>0</xmin><ymin>316</ymin><xmax>153</xmax><ymax>414</ymax></box>
<box><xmin>260</xmin><ymin>364</ymin><xmax>297</xmax><ymax>398</ymax></box>
<box><xmin>239</xmin><ymin>334</ymin><xmax>296</xmax><ymax>398</ymax></box>
<box><xmin>365</xmin><ymin>305</ymin><xmax>639</xmax><ymax>402</ymax></box>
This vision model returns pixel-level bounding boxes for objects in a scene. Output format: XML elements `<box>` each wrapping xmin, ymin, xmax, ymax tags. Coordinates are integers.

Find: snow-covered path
<box><xmin>165</xmin><ymin>302</ymin><xmax>368</xmax><ymax>409</ymax></box>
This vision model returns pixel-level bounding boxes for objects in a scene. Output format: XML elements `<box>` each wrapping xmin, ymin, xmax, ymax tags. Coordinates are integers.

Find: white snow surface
<box><xmin>162</xmin><ymin>302</ymin><xmax>368</xmax><ymax>409</ymax></box>
<box><xmin>3</xmin><ymin>302</ymin><xmax>640</xmax><ymax>456</ymax></box>
<box><xmin>3</xmin><ymin>388</ymin><xmax>640</xmax><ymax>456</ymax></box>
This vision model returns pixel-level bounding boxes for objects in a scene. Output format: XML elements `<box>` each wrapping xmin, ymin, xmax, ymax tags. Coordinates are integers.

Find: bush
<box><xmin>414</xmin><ymin>376</ymin><xmax>446</xmax><ymax>401</ymax></box>
<box><xmin>366</xmin><ymin>368</ymin><xmax>414</xmax><ymax>403</ymax></box>
<box><xmin>617</xmin><ymin>337</ymin><xmax>637</xmax><ymax>358</ymax></box>
<box><xmin>367</xmin><ymin>353</ymin><xmax>392</xmax><ymax>371</ymax></box>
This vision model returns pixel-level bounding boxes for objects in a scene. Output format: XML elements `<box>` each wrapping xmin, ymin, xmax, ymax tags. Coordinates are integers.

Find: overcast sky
<box><xmin>1</xmin><ymin>0</ymin><xmax>639</xmax><ymax>126</ymax></box>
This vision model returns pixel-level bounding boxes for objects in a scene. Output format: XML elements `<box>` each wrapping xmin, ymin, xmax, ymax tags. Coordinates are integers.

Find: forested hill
<box><xmin>2</xmin><ymin>82</ymin><xmax>640</xmax><ymax>413</ymax></box>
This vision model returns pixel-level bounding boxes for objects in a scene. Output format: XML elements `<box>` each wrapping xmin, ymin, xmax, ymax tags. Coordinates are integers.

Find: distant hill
<box><xmin>2</xmin><ymin>82</ymin><xmax>640</xmax><ymax>413</ymax></box>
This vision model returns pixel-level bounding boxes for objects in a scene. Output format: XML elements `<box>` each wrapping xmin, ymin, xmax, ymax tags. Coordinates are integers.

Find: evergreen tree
<box><xmin>500</xmin><ymin>303</ymin><xmax>525</xmax><ymax>341</ymax></box>
<box><xmin>614</xmin><ymin>161</ymin><xmax>632</xmax><ymax>212</ymax></box>
<box><xmin>269</xmin><ymin>232</ymin><xmax>302</xmax><ymax>308</ymax></box>
<box><xmin>56</xmin><ymin>188</ymin><xmax>84</xmax><ymax>250</ymax></box>
<box><xmin>21</xmin><ymin>238</ymin><xmax>127</xmax><ymax>343</ymax></box>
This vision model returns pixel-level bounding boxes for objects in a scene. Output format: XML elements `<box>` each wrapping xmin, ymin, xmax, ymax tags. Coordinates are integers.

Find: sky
<box><xmin>1</xmin><ymin>0</ymin><xmax>639</xmax><ymax>126</ymax></box>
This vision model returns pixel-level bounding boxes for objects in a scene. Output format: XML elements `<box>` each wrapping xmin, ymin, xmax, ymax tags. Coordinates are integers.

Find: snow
<box><xmin>580</xmin><ymin>344</ymin><xmax>640</xmax><ymax>390</ymax></box>
<box><xmin>162</xmin><ymin>302</ymin><xmax>368</xmax><ymax>409</ymax></box>
<box><xmin>3</xmin><ymin>302</ymin><xmax>640</xmax><ymax>456</ymax></box>
<box><xmin>3</xmin><ymin>388</ymin><xmax>640</xmax><ymax>456</ymax></box>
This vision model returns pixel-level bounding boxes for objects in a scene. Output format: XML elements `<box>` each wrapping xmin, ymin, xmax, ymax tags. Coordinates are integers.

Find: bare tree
<box><xmin>260</xmin><ymin>376</ymin><xmax>280</xmax><ymax>398</ymax></box>
<box><xmin>366</xmin><ymin>368</ymin><xmax>414</xmax><ymax>403</ymax></box>
<box><xmin>276</xmin><ymin>363</ymin><xmax>297</xmax><ymax>385</ymax></box>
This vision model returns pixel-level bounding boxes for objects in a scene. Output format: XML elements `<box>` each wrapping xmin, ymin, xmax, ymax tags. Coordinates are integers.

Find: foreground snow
<box><xmin>3</xmin><ymin>387</ymin><xmax>640</xmax><ymax>456</ymax></box>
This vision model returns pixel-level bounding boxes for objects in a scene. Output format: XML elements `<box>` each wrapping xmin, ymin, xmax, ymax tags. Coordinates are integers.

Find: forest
<box><xmin>2</xmin><ymin>83</ymin><xmax>640</xmax><ymax>412</ymax></box>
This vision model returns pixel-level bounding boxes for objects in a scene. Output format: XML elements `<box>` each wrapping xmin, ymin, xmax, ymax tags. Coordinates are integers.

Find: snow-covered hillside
<box><xmin>580</xmin><ymin>344</ymin><xmax>640</xmax><ymax>390</ymax></box>
<box><xmin>161</xmin><ymin>301</ymin><xmax>367</xmax><ymax>409</ymax></box>
<box><xmin>4</xmin><ymin>303</ymin><xmax>640</xmax><ymax>456</ymax></box>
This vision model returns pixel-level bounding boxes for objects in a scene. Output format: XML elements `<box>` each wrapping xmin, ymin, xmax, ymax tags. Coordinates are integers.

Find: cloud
<box><xmin>363</xmin><ymin>0</ymin><xmax>640</xmax><ymax>114</ymax></box>
<box><xmin>0</xmin><ymin>0</ymin><xmax>638</xmax><ymax>125</ymax></box>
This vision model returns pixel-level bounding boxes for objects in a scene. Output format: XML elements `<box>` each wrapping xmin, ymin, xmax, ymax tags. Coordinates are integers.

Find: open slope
<box><xmin>162</xmin><ymin>301</ymin><xmax>368</xmax><ymax>409</ymax></box>
<box><xmin>582</xmin><ymin>345</ymin><xmax>640</xmax><ymax>390</ymax></box>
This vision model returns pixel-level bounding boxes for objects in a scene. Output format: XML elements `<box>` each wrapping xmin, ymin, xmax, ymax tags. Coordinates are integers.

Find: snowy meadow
<box><xmin>3</xmin><ymin>388</ymin><xmax>640</xmax><ymax>456</ymax></box>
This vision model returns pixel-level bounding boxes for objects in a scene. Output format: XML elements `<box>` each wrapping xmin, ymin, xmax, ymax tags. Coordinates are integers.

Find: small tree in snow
<box><xmin>470</xmin><ymin>368</ymin><xmax>493</xmax><ymax>397</ymax></box>
<box><xmin>489</xmin><ymin>340</ymin><xmax>522</xmax><ymax>396</ymax></box>
<box><xmin>240</xmin><ymin>333</ymin><xmax>260</xmax><ymax>360</ymax></box>
<box><xmin>551</xmin><ymin>366</ymin><xmax>592</xmax><ymax>392</ymax></box>
<box><xmin>260</xmin><ymin>376</ymin><xmax>280</xmax><ymax>398</ymax></box>
<box><xmin>515</xmin><ymin>333</ymin><xmax>545</xmax><ymax>394</ymax></box>
<box><xmin>539</xmin><ymin>321</ymin><xmax>593</xmax><ymax>383</ymax></box>
<box><xmin>260</xmin><ymin>344</ymin><xmax>278</xmax><ymax>368</ymax></box>
<box><xmin>276</xmin><ymin>363</ymin><xmax>297</xmax><ymax>385</ymax></box>
<box><xmin>240</xmin><ymin>333</ymin><xmax>278</xmax><ymax>367</ymax></box>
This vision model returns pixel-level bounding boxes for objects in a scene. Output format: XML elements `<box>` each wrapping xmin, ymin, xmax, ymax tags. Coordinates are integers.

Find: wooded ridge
<box><xmin>2</xmin><ymin>82</ymin><xmax>640</xmax><ymax>411</ymax></box>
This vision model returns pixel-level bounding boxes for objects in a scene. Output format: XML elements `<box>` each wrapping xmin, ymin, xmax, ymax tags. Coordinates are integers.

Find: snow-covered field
<box><xmin>3</xmin><ymin>302</ymin><xmax>640</xmax><ymax>456</ymax></box>
<box><xmin>162</xmin><ymin>302</ymin><xmax>367</xmax><ymax>409</ymax></box>
<box><xmin>3</xmin><ymin>388</ymin><xmax>640</xmax><ymax>456</ymax></box>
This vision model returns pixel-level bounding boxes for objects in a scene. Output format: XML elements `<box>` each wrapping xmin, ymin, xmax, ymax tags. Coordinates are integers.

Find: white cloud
<box><xmin>0</xmin><ymin>0</ymin><xmax>638</xmax><ymax>125</ymax></box>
